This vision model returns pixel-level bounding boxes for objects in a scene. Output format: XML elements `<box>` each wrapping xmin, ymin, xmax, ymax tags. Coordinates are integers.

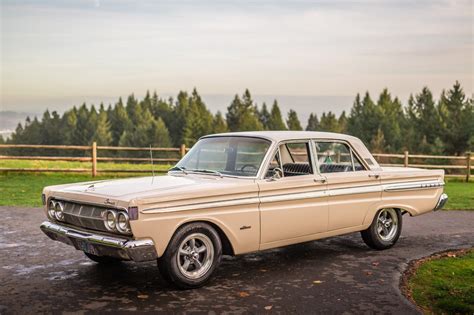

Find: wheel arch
<box><xmin>363</xmin><ymin>204</ymin><xmax>416</xmax><ymax>226</ymax></box>
<box><xmin>167</xmin><ymin>219</ymin><xmax>235</xmax><ymax>256</ymax></box>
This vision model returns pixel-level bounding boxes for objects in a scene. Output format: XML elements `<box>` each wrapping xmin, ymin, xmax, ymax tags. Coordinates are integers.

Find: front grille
<box><xmin>59</xmin><ymin>200</ymin><xmax>110</xmax><ymax>233</ymax></box>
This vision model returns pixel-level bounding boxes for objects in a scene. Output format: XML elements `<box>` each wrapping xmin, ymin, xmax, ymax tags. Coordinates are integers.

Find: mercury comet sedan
<box><xmin>40</xmin><ymin>131</ymin><xmax>448</xmax><ymax>288</ymax></box>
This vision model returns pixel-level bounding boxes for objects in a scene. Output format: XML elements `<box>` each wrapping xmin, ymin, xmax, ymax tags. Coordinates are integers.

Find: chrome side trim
<box><xmin>143</xmin><ymin>197</ymin><xmax>261</xmax><ymax>214</ymax></box>
<box><xmin>40</xmin><ymin>221</ymin><xmax>157</xmax><ymax>262</ymax></box>
<box><xmin>329</xmin><ymin>185</ymin><xmax>381</xmax><ymax>196</ymax></box>
<box><xmin>142</xmin><ymin>180</ymin><xmax>444</xmax><ymax>214</ymax></box>
<box><xmin>383</xmin><ymin>180</ymin><xmax>444</xmax><ymax>192</ymax></box>
<box><xmin>260</xmin><ymin>190</ymin><xmax>327</xmax><ymax>203</ymax></box>
<box><xmin>434</xmin><ymin>193</ymin><xmax>448</xmax><ymax>211</ymax></box>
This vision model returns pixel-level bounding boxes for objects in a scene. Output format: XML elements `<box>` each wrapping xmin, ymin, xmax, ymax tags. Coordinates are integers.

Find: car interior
<box><xmin>265</xmin><ymin>140</ymin><xmax>366</xmax><ymax>178</ymax></box>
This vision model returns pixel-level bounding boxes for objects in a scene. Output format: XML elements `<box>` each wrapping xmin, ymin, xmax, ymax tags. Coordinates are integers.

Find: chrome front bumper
<box><xmin>434</xmin><ymin>193</ymin><xmax>448</xmax><ymax>211</ymax></box>
<box><xmin>40</xmin><ymin>221</ymin><xmax>158</xmax><ymax>262</ymax></box>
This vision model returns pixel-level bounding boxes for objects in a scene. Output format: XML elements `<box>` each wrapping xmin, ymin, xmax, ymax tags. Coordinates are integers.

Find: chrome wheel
<box><xmin>377</xmin><ymin>209</ymin><xmax>398</xmax><ymax>241</ymax></box>
<box><xmin>177</xmin><ymin>233</ymin><xmax>214</xmax><ymax>280</ymax></box>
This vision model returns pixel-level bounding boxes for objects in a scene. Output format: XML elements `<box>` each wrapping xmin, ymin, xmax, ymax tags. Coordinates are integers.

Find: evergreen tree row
<box><xmin>2</xmin><ymin>82</ymin><xmax>472</xmax><ymax>156</ymax></box>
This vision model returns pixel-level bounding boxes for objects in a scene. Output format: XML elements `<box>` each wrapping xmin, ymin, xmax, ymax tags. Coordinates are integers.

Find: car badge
<box><xmin>104</xmin><ymin>198</ymin><xmax>116</xmax><ymax>206</ymax></box>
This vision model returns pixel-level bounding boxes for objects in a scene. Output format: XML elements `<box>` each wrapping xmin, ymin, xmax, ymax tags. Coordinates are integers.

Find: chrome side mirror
<box><xmin>271</xmin><ymin>168</ymin><xmax>283</xmax><ymax>180</ymax></box>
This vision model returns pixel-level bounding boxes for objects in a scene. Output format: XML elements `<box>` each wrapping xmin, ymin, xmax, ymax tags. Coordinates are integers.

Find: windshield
<box><xmin>173</xmin><ymin>137</ymin><xmax>271</xmax><ymax>177</ymax></box>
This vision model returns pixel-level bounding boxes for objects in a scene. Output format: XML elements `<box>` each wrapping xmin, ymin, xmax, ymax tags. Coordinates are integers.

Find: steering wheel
<box><xmin>240</xmin><ymin>164</ymin><xmax>258</xmax><ymax>173</ymax></box>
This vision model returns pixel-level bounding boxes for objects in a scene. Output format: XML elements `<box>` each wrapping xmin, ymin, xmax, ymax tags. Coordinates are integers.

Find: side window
<box><xmin>281</xmin><ymin>142</ymin><xmax>313</xmax><ymax>176</ymax></box>
<box><xmin>314</xmin><ymin>141</ymin><xmax>365</xmax><ymax>173</ymax></box>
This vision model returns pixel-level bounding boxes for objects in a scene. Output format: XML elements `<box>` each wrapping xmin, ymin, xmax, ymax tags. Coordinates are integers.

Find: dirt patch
<box><xmin>400</xmin><ymin>247</ymin><xmax>474</xmax><ymax>313</ymax></box>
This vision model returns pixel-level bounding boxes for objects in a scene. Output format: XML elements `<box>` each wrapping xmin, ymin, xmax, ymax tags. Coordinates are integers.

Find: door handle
<box><xmin>369</xmin><ymin>174</ymin><xmax>380</xmax><ymax>179</ymax></box>
<box><xmin>314</xmin><ymin>178</ymin><xmax>327</xmax><ymax>183</ymax></box>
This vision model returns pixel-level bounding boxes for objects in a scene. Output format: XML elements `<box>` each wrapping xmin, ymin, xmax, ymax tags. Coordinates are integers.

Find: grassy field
<box><xmin>0</xmin><ymin>159</ymin><xmax>472</xmax><ymax>208</ymax></box>
<box><xmin>0</xmin><ymin>159</ymin><xmax>172</xmax><ymax>207</ymax></box>
<box><xmin>408</xmin><ymin>249</ymin><xmax>474</xmax><ymax>314</ymax></box>
<box><xmin>443</xmin><ymin>180</ymin><xmax>474</xmax><ymax>210</ymax></box>
<box><xmin>0</xmin><ymin>158</ymin><xmax>172</xmax><ymax>171</ymax></box>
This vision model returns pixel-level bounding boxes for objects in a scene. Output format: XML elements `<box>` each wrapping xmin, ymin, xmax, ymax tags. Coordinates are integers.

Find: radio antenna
<box><xmin>150</xmin><ymin>144</ymin><xmax>155</xmax><ymax>184</ymax></box>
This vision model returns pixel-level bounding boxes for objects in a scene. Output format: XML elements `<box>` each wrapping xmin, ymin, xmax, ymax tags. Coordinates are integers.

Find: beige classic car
<box><xmin>41</xmin><ymin>131</ymin><xmax>448</xmax><ymax>288</ymax></box>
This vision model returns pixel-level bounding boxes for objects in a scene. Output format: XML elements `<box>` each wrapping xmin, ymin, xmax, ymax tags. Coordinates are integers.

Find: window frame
<box><xmin>312</xmin><ymin>139</ymin><xmax>368</xmax><ymax>173</ymax></box>
<box><xmin>263</xmin><ymin>139</ymin><xmax>317</xmax><ymax>179</ymax></box>
<box><xmin>179</xmin><ymin>136</ymin><xmax>273</xmax><ymax>179</ymax></box>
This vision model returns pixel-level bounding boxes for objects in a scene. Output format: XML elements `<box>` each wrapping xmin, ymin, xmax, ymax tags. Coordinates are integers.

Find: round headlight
<box><xmin>116</xmin><ymin>212</ymin><xmax>130</xmax><ymax>234</ymax></box>
<box><xmin>104</xmin><ymin>210</ymin><xmax>117</xmax><ymax>231</ymax></box>
<box><xmin>54</xmin><ymin>201</ymin><xmax>64</xmax><ymax>221</ymax></box>
<box><xmin>48</xmin><ymin>200</ymin><xmax>56</xmax><ymax>220</ymax></box>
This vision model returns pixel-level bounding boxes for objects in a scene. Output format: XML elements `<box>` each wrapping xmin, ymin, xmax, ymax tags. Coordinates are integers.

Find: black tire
<box><xmin>84</xmin><ymin>252</ymin><xmax>123</xmax><ymax>264</ymax></box>
<box><xmin>361</xmin><ymin>208</ymin><xmax>402</xmax><ymax>250</ymax></box>
<box><xmin>158</xmin><ymin>222</ymin><xmax>222</xmax><ymax>289</ymax></box>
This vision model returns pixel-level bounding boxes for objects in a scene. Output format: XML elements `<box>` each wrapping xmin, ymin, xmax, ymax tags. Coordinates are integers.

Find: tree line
<box><xmin>2</xmin><ymin>81</ymin><xmax>472</xmax><ymax>156</ymax></box>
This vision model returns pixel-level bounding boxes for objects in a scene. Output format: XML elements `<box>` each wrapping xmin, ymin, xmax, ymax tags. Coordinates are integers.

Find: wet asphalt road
<box><xmin>0</xmin><ymin>207</ymin><xmax>473</xmax><ymax>314</ymax></box>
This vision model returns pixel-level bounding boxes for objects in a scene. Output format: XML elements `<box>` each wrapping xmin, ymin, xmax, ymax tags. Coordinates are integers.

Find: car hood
<box><xmin>45</xmin><ymin>174</ymin><xmax>259</xmax><ymax>211</ymax></box>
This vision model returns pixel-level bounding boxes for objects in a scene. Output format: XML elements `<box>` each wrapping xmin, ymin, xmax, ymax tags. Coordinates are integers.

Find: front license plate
<box><xmin>76</xmin><ymin>240</ymin><xmax>98</xmax><ymax>255</ymax></box>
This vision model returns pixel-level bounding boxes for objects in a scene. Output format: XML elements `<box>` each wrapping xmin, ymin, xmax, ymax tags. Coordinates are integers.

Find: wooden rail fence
<box><xmin>0</xmin><ymin>142</ymin><xmax>187</xmax><ymax>176</ymax></box>
<box><xmin>0</xmin><ymin>144</ymin><xmax>472</xmax><ymax>181</ymax></box>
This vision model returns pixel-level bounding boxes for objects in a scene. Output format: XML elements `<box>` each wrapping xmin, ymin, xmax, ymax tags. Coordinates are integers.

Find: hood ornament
<box><xmin>85</xmin><ymin>184</ymin><xmax>95</xmax><ymax>192</ymax></box>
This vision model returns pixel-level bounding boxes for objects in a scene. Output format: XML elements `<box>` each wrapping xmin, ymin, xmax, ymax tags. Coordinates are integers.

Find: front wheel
<box><xmin>158</xmin><ymin>222</ymin><xmax>222</xmax><ymax>289</ymax></box>
<box><xmin>361</xmin><ymin>208</ymin><xmax>402</xmax><ymax>250</ymax></box>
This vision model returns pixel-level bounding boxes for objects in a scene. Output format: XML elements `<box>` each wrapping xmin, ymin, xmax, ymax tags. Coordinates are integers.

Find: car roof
<box><xmin>202</xmin><ymin>131</ymin><xmax>359</xmax><ymax>143</ymax></box>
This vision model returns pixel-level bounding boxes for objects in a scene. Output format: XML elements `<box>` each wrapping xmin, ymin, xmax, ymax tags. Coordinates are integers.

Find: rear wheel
<box><xmin>158</xmin><ymin>222</ymin><xmax>222</xmax><ymax>289</ymax></box>
<box><xmin>361</xmin><ymin>208</ymin><xmax>402</xmax><ymax>250</ymax></box>
<box><xmin>84</xmin><ymin>252</ymin><xmax>123</xmax><ymax>264</ymax></box>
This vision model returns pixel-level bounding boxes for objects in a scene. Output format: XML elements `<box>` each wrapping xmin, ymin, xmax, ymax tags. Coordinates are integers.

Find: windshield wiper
<box><xmin>168</xmin><ymin>166</ymin><xmax>188</xmax><ymax>175</ymax></box>
<box><xmin>188</xmin><ymin>169</ymin><xmax>223</xmax><ymax>177</ymax></box>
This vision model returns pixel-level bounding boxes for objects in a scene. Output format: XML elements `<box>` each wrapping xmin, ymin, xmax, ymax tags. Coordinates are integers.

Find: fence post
<box><xmin>404</xmin><ymin>151</ymin><xmax>409</xmax><ymax>167</ymax></box>
<box><xmin>92</xmin><ymin>142</ymin><xmax>97</xmax><ymax>177</ymax></box>
<box><xmin>180</xmin><ymin>144</ymin><xmax>186</xmax><ymax>158</ymax></box>
<box><xmin>467</xmin><ymin>152</ymin><xmax>471</xmax><ymax>182</ymax></box>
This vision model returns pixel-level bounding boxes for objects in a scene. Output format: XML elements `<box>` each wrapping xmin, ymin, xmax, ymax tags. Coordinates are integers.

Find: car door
<box><xmin>313</xmin><ymin>140</ymin><xmax>381</xmax><ymax>231</ymax></box>
<box><xmin>257</xmin><ymin>140</ymin><xmax>328</xmax><ymax>247</ymax></box>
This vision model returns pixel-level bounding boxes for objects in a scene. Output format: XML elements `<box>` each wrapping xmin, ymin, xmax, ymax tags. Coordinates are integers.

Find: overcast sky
<box><xmin>1</xmin><ymin>0</ymin><xmax>472</xmax><ymax>116</ymax></box>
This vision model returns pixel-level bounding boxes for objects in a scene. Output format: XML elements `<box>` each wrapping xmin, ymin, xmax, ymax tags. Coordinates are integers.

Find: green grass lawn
<box><xmin>444</xmin><ymin>179</ymin><xmax>474</xmax><ymax>210</ymax></box>
<box><xmin>0</xmin><ymin>158</ymin><xmax>172</xmax><ymax>171</ymax></box>
<box><xmin>408</xmin><ymin>249</ymin><xmax>474</xmax><ymax>314</ymax></box>
<box><xmin>0</xmin><ymin>160</ymin><xmax>172</xmax><ymax>207</ymax></box>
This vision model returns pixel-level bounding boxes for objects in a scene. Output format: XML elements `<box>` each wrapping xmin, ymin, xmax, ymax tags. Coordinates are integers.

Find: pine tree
<box><xmin>258</xmin><ymin>103</ymin><xmax>271</xmax><ymax>130</ymax></box>
<box><xmin>406</xmin><ymin>87</ymin><xmax>441</xmax><ymax>153</ymax></box>
<box><xmin>108</xmin><ymin>98</ymin><xmax>131</xmax><ymax>146</ymax></box>
<box><xmin>347</xmin><ymin>93</ymin><xmax>363</xmax><ymax>136</ymax></box>
<box><xmin>370</xmin><ymin>128</ymin><xmax>386</xmax><ymax>153</ymax></box>
<box><xmin>213</xmin><ymin>111</ymin><xmax>228</xmax><ymax>133</ymax></box>
<box><xmin>226</xmin><ymin>90</ymin><xmax>263</xmax><ymax>131</ymax></box>
<box><xmin>438</xmin><ymin>81</ymin><xmax>474</xmax><ymax>155</ymax></box>
<box><xmin>286</xmin><ymin>110</ymin><xmax>302</xmax><ymax>130</ymax></box>
<box><xmin>376</xmin><ymin>89</ymin><xmax>404</xmax><ymax>152</ymax></box>
<box><xmin>306</xmin><ymin>113</ymin><xmax>319</xmax><ymax>131</ymax></box>
<box><xmin>93</xmin><ymin>108</ymin><xmax>113</xmax><ymax>145</ymax></box>
<box><xmin>267</xmin><ymin>100</ymin><xmax>287</xmax><ymax>130</ymax></box>
<box><xmin>150</xmin><ymin>117</ymin><xmax>172</xmax><ymax>147</ymax></box>
<box><xmin>169</xmin><ymin>91</ymin><xmax>189</xmax><ymax>145</ymax></box>
<box><xmin>150</xmin><ymin>91</ymin><xmax>173</xmax><ymax>129</ymax></box>
<box><xmin>61</xmin><ymin>108</ymin><xmax>78</xmax><ymax>145</ymax></box>
<box><xmin>338</xmin><ymin>111</ymin><xmax>348</xmax><ymax>133</ymax></box>
<box><xmin>348</xmin><ymin>92</ymin><xmax>381</xmax><ymax>149</ymax></box>
<box><xmin>126</xmin><ymin>94</ymin><xmax>139</xmax><ymax>124</ymax></box>
<box><xmin>319</xmin><ymin>112</ymin><xmax>339</xmax><ymax>132</ymax></box>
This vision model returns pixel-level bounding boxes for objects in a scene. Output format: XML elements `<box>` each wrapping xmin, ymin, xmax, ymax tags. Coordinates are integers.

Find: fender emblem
<box><xmin>104</xmin><ymin>199</ymin><xmax>116</xmax><ymax>206</ymax></box>
<box><xmin>240</xmin><ymin>225</ymin><xmax>251</xmax><ymax>230</ymax></box>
